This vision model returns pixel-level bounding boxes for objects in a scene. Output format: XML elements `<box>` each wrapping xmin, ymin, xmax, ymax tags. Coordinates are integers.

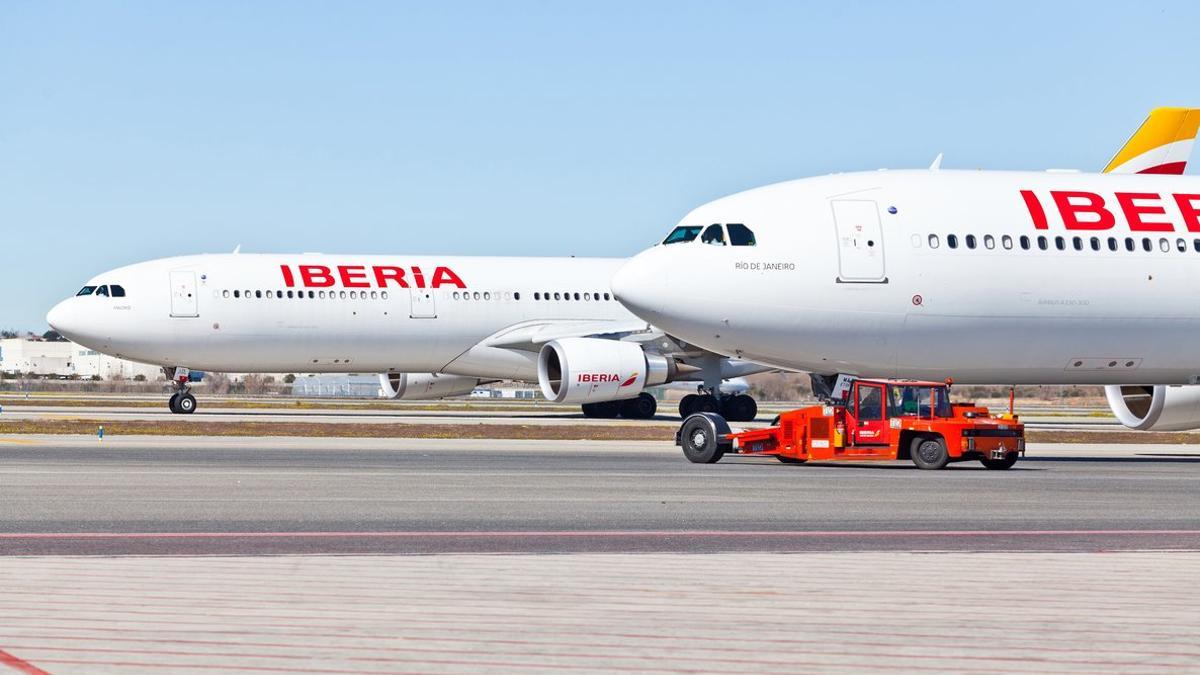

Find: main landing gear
<box><xmin>678</xmin><ymin>392</ymin><xmax>758</xmax><ymax>422</ymax></box>
<box><xmin>164</xmin><ymin>366</ymin><xmax>198</xmax><ymax>414</ymax></box>
<box><xmin>581</xmin><ymin>392</ymin><xmax>658</xmax><ymax>420</ymax></box>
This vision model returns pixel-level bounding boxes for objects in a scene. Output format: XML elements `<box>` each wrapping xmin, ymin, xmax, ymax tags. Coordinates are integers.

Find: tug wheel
<box><xmin>910</xmin><ymin>436</ymin><xmax>949</xmax><ymax>470</ymax></box>
<box><xmin>980</xmin><ymin>455</ymin><xmax>1018</xmax><ymax>470</ymax></box>
<box><xmin>679</xmin><ymin>413</ymin><xmax>730</xmax><ymax>464</ymax></box>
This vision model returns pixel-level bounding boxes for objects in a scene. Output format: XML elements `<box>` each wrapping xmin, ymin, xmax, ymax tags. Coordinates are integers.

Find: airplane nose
<box><xmin>612</xmin><ymin>249</ymin><xmax>668</xmax><ymax>320</ymax></box>
<box><xmin>46</xmin><ymin>299</ymin><xmax>79</xmax><ymax>340</ymax></box>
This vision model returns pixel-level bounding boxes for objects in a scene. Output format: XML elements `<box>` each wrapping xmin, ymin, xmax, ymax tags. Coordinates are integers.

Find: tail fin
<box><xmin>1104</xmin><ymin>107</ymin><xmax>1200</xmax><ymax>175</ymax></box>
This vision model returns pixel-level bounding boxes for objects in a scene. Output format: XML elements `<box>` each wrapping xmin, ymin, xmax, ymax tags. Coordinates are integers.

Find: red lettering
<box><xmin>411</xmin><ymin>266</ymin><xmax>426</xmax><ymax>289</ymax></box>
<box><xmin>280</xmin><ymin>265</ymin><xmax>296</xmax><ymax>288</ymax></box>
<box><xmin>431</xmin><ymin>266</ymin><xmax>466</xmax><ymax>288</ymax></box>
<box><xmin>1051</xmin><ymin>191</ymin><xmax>1115</xmax><ymax>230</ymax></box>
<box><xmin>337</xmin><ymin>265</ymin><xmax>370</xmax><ymax>288</ymax></box>
<box><xmin>1174</xmin><ymin>194</ymin><xmax>1200</xmax><ymax>233</ymax></box>
<box><xmin>299</xmin><ymin>265</ymin><xmax>335</xmax><ymax>287</ymax></box>
<box><xmin>1116</xmin><ymin>192</ymin><xmax>1172</xmax><ymax>232</ymax></box>
<box><xmin>373</xmin><ymin>266</ymin><xmax>409</xmax><ymax>288</ymax></box>
<box><xmin>1020</xmin><ymin>190</ymin><xmax>1048</xmax><ymax>230</ymax></box>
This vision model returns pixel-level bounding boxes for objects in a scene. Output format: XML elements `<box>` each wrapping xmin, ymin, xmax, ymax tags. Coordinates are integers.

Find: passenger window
<box><xmin>350</xmin><ymin>291</ymin><xmax>357</xmax><ymax>299</ymax></box>
<box><xmin>256</xmin><ymin>290</ymin><xmax>262</xmax><ymax>298</ymax></box>
<box><xmin>727</xmin><ymin>223</ymin><xmax>756</xmax><ymax>246</ymax></box>
<box><xmin>110</xmin><ymin>285</ymin><xmax>126</xmax><ymax>297</ymax></box>
<box><xmin>983</xmin><ymin>235</ymin><xmax>995</xmax><ymax>250</ymax></box>
<box><xmin>1160</xmin><ymin>238</ymin><xmax>1170</xmax><ymax>252</ymax></box>
<box><xmin>700</xmin><ymin>224</ymin><xmax>726</xmax><ymax>246</ymax></box>
<box><xmin>222</xmin><ymin>290</ymin><xmax>229</xmax><ymax>298</ymax></box>
<box><xmin>947</xmin><ymin>234</ymin><xmax>958</xmax><ymax>249</ymax></box>
<box><xmin>662</xmin><ymin>226</ymin><xmax>702</xmax><ymax>245</ymax></box>
<box><xmin>483</xmin><ymin>292</ymin><xmax>491</xmax><ymax>300</ymax></box>
<box><xmin>573</xmin><ymin>293</ymin><xmax>580</xmax><ymax>300</ymax></box>
<box><xmin>1001</xmin><ymin>235</ymin><xmax>1013</xmax><ymax>250</ymax></box>
<box><xmin>1107</xmin><ymin>237</ymin><xmax>1117</xmax><ymax>251</ymax></box>
<box><xmin>1055</xmin><ymin>236</ymin><xmax>1065</xmax><ymax>251</ymax></box>
<box><xmin>1088</xmin><ymin>237</ymin><xmax>1099</xmax><ymax>251</ymax></box>
<box><xmin>1176</xmin><ymin>238</ymin><xmax>1186</xmax><ymax>252</ymax></box>
<box><xmin>339</xmin><ymin>291</ymin><xmax>347</xmax><ymax>299</ymax></box>
<box><xmin>1072</xmin><ymin>237</ymin><xmax>1082</xmax><ymax>251</ymax></box>
<box><xmin>604</xmin><ymin>293</ymin><xmax>611</xmax><ymax>301</ymax></box>
<box><xmin>233</xmin><ymin>290</ymin><xmax>240</xmax><ymax>298</ymax></box>
<box><xmin>928</xmin><ymin>234</ymin><xmax>940</xmax><ymax>249</ymax></box>
<box><xmin>1125</xmin><ymin>237</ymin><xmax>1135</xmax><ymax>252</ymax></box>
<box><xmin>382</xmin><ymin>291</ymin><xmax>389</xmax><ymax>300</ymax></box>
<box><xmin>76</xmin><ymin>286</ymin><xmax>97</xmax><ymax>296</ymax></box>
<box><xmin>965</xmin><ymin>234</ymin><xmax>976</xmax><ymax>249</ymax></box>
<box><xmin>1142</xmin><ymin>238</ymin><xmax>1152</xmax><ymax>252</ymax></box>
<box><xmin>1195</xmin><ymin>240</ymin><xmax>1200</xmax><ymax>253</ymax></box>
<box><xmin>371</xmin><ymin>291</ymin><xmax>378</xmax><ymax>299</ymax></box>
<box><xmin>308</xmin><ymin>291</ymin><xmax>315</xmax><ymax>299</ymax></box>
<box><xmin>513</xmin><ymin>292</ymin><xmax>520</xmax><ymax>300</ymax></box>
<box><xmin>1037</xmin><ymin>236</ymin><xmax>1048</xmax><ymax>250</ymax></box>
<box><xmin>1019</xmin><ymin>235</ymin><xmax>1030</xmax><ymax>250</ymax></box>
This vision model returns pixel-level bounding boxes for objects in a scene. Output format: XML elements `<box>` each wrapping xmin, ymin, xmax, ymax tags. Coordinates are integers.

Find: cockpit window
<box><xmin>662</xmin><ymin>226</ymin><xmax>702</xmax><ymax>245</ymax></box>
<box><xmin>76</xmin><ymin>286</ymin><xmax>97</xmax><ymax>296</ymax></box>
<box><xmin>727</xmin><ymin>223</ymin><xmax>756</xmax><ymax>246</ymax></box>
<box><xmin>110</xmin><ymin>284</ymin><xmax>126</xmax><ymax>297</ymax></box>
<box><xmin>95</xmin><ymin>285</ymin><xmax>110</xmax><ymax>297</ymax></box>
<box><xmin>700</xmin><ymin>224</ymin><xmax>726</xmax><ymax>246</ymax></box>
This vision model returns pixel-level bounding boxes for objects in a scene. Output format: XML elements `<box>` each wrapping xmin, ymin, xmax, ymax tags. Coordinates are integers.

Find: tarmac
<box><xmin>1</xmin><ymin>433</ymin><xmax>1198</xmax><ymax>672</ymax></box>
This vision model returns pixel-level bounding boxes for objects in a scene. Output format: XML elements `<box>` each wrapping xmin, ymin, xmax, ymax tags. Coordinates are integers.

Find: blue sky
<box><xmin>2</xmin><ymin>1</ymin><xmax>1198</xmax><ymax>329</ymax></box>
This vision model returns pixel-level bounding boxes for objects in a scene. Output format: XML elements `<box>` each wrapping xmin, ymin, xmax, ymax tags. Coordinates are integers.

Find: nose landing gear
<box><xmin>163</xmin><ymin>366</ymin><xmax>198</xmax><ymax>414</ymax></box>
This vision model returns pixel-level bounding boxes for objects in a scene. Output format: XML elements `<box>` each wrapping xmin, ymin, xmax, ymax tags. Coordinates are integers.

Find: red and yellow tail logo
<box><xmin>1104</xmin><ymin>107</ymin><xmax>1200</xmax><ymax>175</ymax></box>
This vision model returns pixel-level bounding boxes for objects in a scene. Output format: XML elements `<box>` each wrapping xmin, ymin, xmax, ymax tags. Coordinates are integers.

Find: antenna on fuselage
<box><xmin>232</xmin><ymin>244</ymin><xmax>242</xmax><ymax>254</ymax></box>
<box><xmin>928</xmin><ymin>153</ymin><xmax>944</xmax><ymax>171</ymax></box>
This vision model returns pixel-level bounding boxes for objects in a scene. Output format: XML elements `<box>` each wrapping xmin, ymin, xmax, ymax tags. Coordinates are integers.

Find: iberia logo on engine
<box><xmin>577</xmin><ymin>373</ymin><xmax>639</xmax><ymax>387</ymax></box>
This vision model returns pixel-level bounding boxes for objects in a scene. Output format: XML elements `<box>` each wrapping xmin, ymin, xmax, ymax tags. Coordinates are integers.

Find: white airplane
<box><xmin>612</xmin><ymin>108</ymin><xmax>1200</xmax><ymax>432</ymax></box>
<box><xmin>46</xmin><ymin>255</ymin><xmax>768</xmax><ymax>419</ymax></box>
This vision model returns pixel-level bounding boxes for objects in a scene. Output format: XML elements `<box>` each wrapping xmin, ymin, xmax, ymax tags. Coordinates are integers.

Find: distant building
<box><xmin>0</xmin><ymin>338</ymin><xmax>162</xmax><ymax>380</ymax></box>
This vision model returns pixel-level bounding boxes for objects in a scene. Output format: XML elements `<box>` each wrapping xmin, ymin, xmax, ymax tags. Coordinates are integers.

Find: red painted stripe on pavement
<box><xmin>0</xmin><ymin>649</ymin><xmax>49</xmax><ymax>675</ymax></box>
<box><xmin>0</xmin><ymin>529</ymin><xmax>1197</xmax><ymax>539</ymax></box>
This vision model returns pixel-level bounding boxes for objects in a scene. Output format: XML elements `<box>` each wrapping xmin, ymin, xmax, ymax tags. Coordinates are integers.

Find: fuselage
<box><xmin>612</xmin><ymin>169</ymin><xmax>1200</xmax><ymax>385</ymax></box>
<box><xmin>48</xmin><ymin>254</ymin><xmax>632</xmax><ymax>378</ymax></box>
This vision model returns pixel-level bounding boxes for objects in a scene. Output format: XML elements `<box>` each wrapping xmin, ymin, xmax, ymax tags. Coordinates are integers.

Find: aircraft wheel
<box><xmin>691</xmin><ymin>394</ymin><xmax>720</xmax><ymax>415</ymax></box>
<box><xmin>679</xmin><ymin>413</ymin><xmax>730</xmax><ymax>464</ymax></box>
<box><xmin>176</xmin><ymin>393</ymin><xmax>197</xmax><ymax>415</ymax></box>
<box><xmin>620</xmin><ymin>393</ymin><xmax>657</xmax><ymax>419</ymax></box>
<box><xmin>911</xmin><ymin>436</ymin><xmax>949</xmax><ymax>470</ymax></box>
<box><xmin>980</xmin><ymin>455</ymin><xmax>1018</xmax><ymax>470</ymax></box>
<box><xmin>168</xmin><ymin>393</ymin><xmax>181</xmax><ymax>414</ymax></box>
<box><xmin>582</xmin><ymin>401</ymin><xmax>621</xmax><ymax>418</ymax></box>
<box><xmin>678</xmin><ymin>394</ymin><xmax>698</xmax><ymax>419</ymax></box>
<box><xmin>722</xmin><ymin>394</ymin><xmax>758</xmax><ymax>422</ymax></box>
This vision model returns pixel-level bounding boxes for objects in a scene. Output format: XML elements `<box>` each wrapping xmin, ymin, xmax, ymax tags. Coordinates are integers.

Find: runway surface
<box><xmin>3</xmin><ymin>435</ymin><xmax>1199</xmax><ymax>672</ymax></box>
<box><xmin>2</xmin><ymin>435</ymin><xmax>1198</xmax><ymax>555</ymax></box>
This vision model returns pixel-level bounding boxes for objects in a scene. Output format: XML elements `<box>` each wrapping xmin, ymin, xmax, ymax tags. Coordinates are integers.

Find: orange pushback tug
<box><xmin>676</xmin><ymin>378</ymin><xmax>1024</xmax><ymax>470</ymax></box>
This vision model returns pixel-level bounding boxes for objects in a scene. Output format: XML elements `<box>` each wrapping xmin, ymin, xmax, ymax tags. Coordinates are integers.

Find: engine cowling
<box><xmin>378</xmin><ymin>373</ymin><xmax>481</xmax><ymax>400</ymax></box>
<box><xmin>1105</xmin><ymin>384</ymin><xmax>1200</xmax><ymax>431</ymax></box>
<box><xmin>537</xmin><ymin>338</ymin><xmax>675</xmax><ymax>404</ymax></box>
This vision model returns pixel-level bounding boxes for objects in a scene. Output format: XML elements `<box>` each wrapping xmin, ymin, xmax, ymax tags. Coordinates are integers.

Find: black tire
<box><xmin>776</xmin><ymin>455</ymin><xmax>807</xmax><ymax>464</ymax></box>
<box><xmin>910</xmin><ymin>435</ymin><xmax>949</xmax><ymax>470</ymax></box>
<box><xmin>581</xmin><ymin>402</ymin><xmax>609</xmax><ymax>418</ymax></box>
<box><xmin>678</xmin><ymin>394</ymin><xmax>698</xmax><ymax>419</ymax></box>
<box><xmin>691</xmin><ymin>394</ymin><xmax>720</xmax><ymax>414</ymax></box>
<box><xmin>679</xmin><ymin>413</ymin><xmax>730</xmax><ymax>464</ymax></box>
<box><xmin>168</xmin><ymin>393</ymin><xmax>181</xmax><ymax>414</ymax></box>
<box><xmin>980</xmin><ymin>455</ymin><xmax>1018</xmax><ymax>470</ymax></box>
<box><xmin>176</xmin><ymin>393</ymin><xmax>197</xmax><ymax>415</ymax></box>
<box><xmin>722</xmin><ymin>394</ymin><xmax>758</xmax><ymax>422</ymax></box>
<box><xmin>619</xmin><ymin>393</ymin><xmax>657</xmax><ymax>419</ymax></box>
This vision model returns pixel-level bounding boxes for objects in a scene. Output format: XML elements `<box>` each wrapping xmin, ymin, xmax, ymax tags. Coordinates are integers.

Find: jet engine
<box><xmin>1105</xmin><ymin>384</ymin><xmax>1200</xmax><ymax>431</ymax></box>
<box><xmin>378</xmin><ymin>372</ymin><xmax>481</xmax><ymax>400</ymax></box>
<box><xmin>537</xmin><ymin>338</ymin><xmax>675</xmax><ymax>404</ymax></box>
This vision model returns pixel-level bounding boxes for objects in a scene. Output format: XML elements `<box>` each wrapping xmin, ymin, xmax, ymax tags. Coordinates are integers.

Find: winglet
<box><xmin>1104</xmin><ymin>107</ymin><xmax>1200</xmax><ymax>175</ymax></box>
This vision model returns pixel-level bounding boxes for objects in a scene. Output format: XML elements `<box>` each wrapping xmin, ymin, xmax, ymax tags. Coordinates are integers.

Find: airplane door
<box><xmin>169</xmin><ymin>271</ymin><xmax>199</xmax><ymax>317</ymax></box>
<box><xmin>832</xmin><ymin>200</ymin><xmax>886</xmax><ymax>282</ymax></box>
<box><xmin>409</xmin><ymin>288</ymin><xmax>436</xmax><ymax>318</ymax></box>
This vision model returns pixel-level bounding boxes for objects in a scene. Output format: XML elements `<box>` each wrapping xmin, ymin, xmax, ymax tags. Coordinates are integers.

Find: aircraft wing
<box><xmin>481</xmin><ymin>319</ymin><xmax>657</xmax><ymax>351</ymax></box>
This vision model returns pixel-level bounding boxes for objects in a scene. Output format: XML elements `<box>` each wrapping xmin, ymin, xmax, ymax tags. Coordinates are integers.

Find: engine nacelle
<box><xmin>1105</xmin><ymin>384</ymin><xmax>1200</xmax><ymax>431</ymax></box>
<box><xmin>537</xmin><ymin>338</ymin><xmax>675</xmax><ymax>404</ymax></box>
<box><xmin>378</xmin><ymin>373</ymin><xmax>481</xmax><ymax>400</ymax></box>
